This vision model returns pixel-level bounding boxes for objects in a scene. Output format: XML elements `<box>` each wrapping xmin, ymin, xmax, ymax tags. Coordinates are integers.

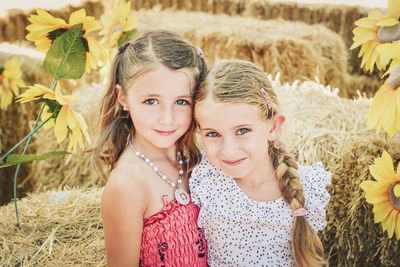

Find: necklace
<box><xmin>128</xmin><ymin>139</ymin><xmax>190</xmax><ymax>205</ymax></box>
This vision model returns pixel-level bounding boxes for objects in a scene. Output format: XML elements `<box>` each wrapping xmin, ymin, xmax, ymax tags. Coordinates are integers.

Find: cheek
<box><xmin>176</xmin><ymin>106</ymin><xmax>192</xmax><ymax>124</ymax></box>
<box><xmin>202</xmin><ymin>139</ymin><xmax>220</xmax><ymax>163</ymax></box>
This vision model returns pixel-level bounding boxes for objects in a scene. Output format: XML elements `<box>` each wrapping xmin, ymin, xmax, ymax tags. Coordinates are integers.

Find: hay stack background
<box><xmin>2</xmin><ymin>78</ymin><xmax>400</xmax><ymax>265</ymax></box>
<box><xmin>322</xmin><ymin>137</ymin><xmax>400</xmax><ymax>266</ymax></box>
<box><xmin>0</xmin><ymin>46</ymin><xmax>49</xmax><ymax>205</ymax></box>
<box><xmin>0</xmin><ymin>188</ymin><xmax>105</xmax><ymax>266</ymax></box>
<box><xmin>0</xmin><ymin>3</ymin><xmax>378</xmax><ymax>98</ymax></box>
<box><xmin>130</xmin><ymin>0</ymin><xmax>373</xmax><ymax>75</ymax></box>
<box><xmin>136</xmin><ymin>10</ymin><xmax>351</xmax><ymax>95</ymax></box>
<box><xmin>30</xmin><ymin>83</ymin><xmax>105</xmax><ymax>192</ymax></box>
<box><xmin>0</xmin><ymin>44</ymin><xmax>100</xmax><ymax>205</ymax></box>
<box><xmin>29</xmin><ymin>77</ymin><xmax>373</xmax><ymax>196</ymax></box>
<box><xmin>0</xmin><ymin>0</ymin><xmax>103</xmax><ymax>43</ymax></box>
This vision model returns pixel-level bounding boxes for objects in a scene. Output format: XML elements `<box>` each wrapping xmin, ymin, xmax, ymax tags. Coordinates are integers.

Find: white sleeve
<box><xmin>189</xmin><ymin>152</ymin><xmax>219</xmax><ymax>207</ymax></box>
<box><xmin>299</xmin><ymin>162</ymin><xmax>332</xmax><ymax>232</ymax></box>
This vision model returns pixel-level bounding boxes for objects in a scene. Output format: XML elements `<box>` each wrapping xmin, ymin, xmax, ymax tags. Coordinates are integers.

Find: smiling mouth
<box><xmin>222</xmin><ymin>158</ymin><xmax>246</xmax><ymax>166</ymax></box>
<box><xmin>154</xmin><ymin>129</ymin><xmax>176</xmax><ymax>136</ymax></box>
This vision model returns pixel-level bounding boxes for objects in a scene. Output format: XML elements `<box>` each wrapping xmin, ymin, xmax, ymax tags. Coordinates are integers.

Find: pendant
<box><xmin>174</xmin><ymin>188</ymin><xmax>190</xmax><ymax>205</ymax></box>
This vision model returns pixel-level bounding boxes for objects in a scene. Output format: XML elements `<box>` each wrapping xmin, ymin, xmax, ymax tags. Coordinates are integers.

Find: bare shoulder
<box><xmin>101</xmin><ymin>152</ymin><xmax>148</xmax><ymax>266</ymax></box>
<box><xmin>101</xmin><ymin>153</ymin><xmax>149</xmax><ymax>214</ymax></box>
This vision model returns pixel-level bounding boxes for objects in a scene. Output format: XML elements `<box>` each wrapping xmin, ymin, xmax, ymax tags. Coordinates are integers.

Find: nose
<box><xmin>219</xmin><ymin>136</ymin><xmax>239</xmax><ymax>158</ymax></box>
<box><xmin>159</xmin><ymin>104</ymin><xmax>175</xmax><ymax>125</ymax></box>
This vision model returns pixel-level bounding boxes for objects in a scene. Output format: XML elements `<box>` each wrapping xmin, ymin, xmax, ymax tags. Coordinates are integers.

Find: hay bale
<box><xmin>0</xmin><ymin>187</ymin><xmax>106</xmax><ymax>266</ymax></box>
<box><xmin>0</xmin><ymin>0</ymin><xmax>104</xmax><ymax>43</ymax></box>
<box><xmin>321</xmin><ymin>136</ymin><xmax>400</xmax><ymax>266</ymax></box>
<box><xmin>0</xmin><ymin>43</ymin><xmax>96</xmax><ymax>205</ymax></box>
<box><xmin>30</xmin><ymin>76</ymin><xmax>373</xmax><ymax>195</ymax></box>
<box><xmin>0</xmin><ymin>45</ymin><xmax>49</xmax><ymax>205</ymax></box>
<box><xmin>273</xmin><ymin>77</ymin><xmax>373</xmax><ymax>169</ymax></box>
<box><xmin>131</xmin><ymin>0</ymin><xmax>374</xmax><ymax>75</ymax></box>
<box><xmin>30</xmin><ymin>82</ymin><xmax>105</xmax><ymax>192</ymax></box>
<box><xmin>136</xmin><ymin>9</ymin><xmax>350</xmax><ymax>96</ymax></box>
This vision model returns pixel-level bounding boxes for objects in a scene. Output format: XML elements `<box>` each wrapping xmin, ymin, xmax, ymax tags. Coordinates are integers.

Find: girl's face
<box><xmin>196</xmin><ymin>101</ymin><xmax>284</xmax><ymax>180</ymax></box>
<box><xmin>117</xmin><ymin>64</ymin><xmax>195</xmax><ymax>150</ymax></box>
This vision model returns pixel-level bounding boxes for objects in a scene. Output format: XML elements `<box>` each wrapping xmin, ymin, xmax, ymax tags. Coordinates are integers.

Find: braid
<box><xmin>269</xmin><ymin>141</ymin><xmax>324</xmax><ymax>267</ymax></box>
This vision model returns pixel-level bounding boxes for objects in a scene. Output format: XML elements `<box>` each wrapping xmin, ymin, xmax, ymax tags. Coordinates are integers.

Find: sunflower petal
<box><xmin>54</xmin><ymin>106</ymin><xmax>68</xmax><ymax>143</ymax></box>
<box><xmin>373</xmin><ymin>201</ymin><xmax>393</xmax><ymax>223</ymax></box>
<box><xmin>376</xmin><ymin>18</ymin><xmax>400</xmax><ymax>27</ymax></box>
<box><xmin>388</xmin><ymin>0</ymin><xmax>400</xmax><ymax>20</ymax></box>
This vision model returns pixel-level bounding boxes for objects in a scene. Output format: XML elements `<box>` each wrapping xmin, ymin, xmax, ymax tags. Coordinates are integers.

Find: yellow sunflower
<box><xmin>350</xmin><ymin>0</ymin><xmax>400</xmax><ymax>72</ymax></box>
<box><xmin>0</xmin><ymin>57</ymin><xmax>24</xmax><ymax>110</ymax></box>
<box><xmin>99</xmin><ymin>0</ymin><xmax>136</xmax><ymax>49</ymax></box>
<box><xmin>16</xmin><ymin>83</ymin><xmax>90</xmax><ymax>152</ymax></box>
<box><xmin>360</xmin><ymin>151</ymin><xmax>400</xmax><ymax>239</ymax></box>
<box><xmin>26</xmin><ymin>9</ymin><xmax>107</xmax><ymax>73</ymax></box>
<box><xmin>367</xmin><ymin>64</ymin><xmax>400</xmax><ymax>137</ymax></box>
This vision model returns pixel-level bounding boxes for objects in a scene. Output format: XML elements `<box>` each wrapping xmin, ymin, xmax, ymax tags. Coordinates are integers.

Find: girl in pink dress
<box><xmin>94</xmin><ymin>31</ymin><xmax>207</xmax><ymax>267</ymax></box>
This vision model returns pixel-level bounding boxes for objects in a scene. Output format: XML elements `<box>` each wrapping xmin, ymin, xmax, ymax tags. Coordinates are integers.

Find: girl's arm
<box><xmin>101</xmin><ymin>170</ymin><xmax>147</xmax><ymax>267</ymax></box>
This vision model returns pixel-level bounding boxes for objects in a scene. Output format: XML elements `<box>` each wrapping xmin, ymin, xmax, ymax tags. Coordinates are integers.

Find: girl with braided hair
<box><xmin>190</xmin><ymin>59</ymin><xmax>331</xmax><ymax>266</ymax></box>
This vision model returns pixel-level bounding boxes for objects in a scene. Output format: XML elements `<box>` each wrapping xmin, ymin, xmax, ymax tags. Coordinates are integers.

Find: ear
<box><xmin>268</xmin><ymin>114</ymin><xmax>285</xmax><ymax>141</ymax></box>
<box><xmin>116</xmin><ymin>84</ymin><xmax>128</xmax><ymax>109</ymax></box>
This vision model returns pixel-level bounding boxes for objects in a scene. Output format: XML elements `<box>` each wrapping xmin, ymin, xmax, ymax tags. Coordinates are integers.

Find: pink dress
<box><xmin>139</xmin><ymin>195</ymin><xmax>207</xmax><ymax>266</ymax></box>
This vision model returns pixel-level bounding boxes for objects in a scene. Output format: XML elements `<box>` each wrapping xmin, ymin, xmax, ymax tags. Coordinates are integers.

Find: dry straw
<box><xmin>0</xmin><ymin>187</ymin><xmax>106</xmax><ymax>267</ymax></box>
<box><xmin>136</xmin><ymin>9</ymin><xmax>351</xmax><ymax>96</ymax></box>
<box><xmin>0</xmin><ymin>45</ymin><xmax>100</xmax><ymax>204</ymax></box>
<box><xmin>0</xmin><ymin>0</ymin><xmax>104</xmax><ymax>43</ymax></box>
<box><xmin>0</xmin><ymin>45</ymin><xmax>50</xmax><ymax>205</ymax></box>
<box><xmin>322</xmin><ymin>137</ymin><xmax>400</xmax><ymax>267</ymax></box>
<box><xmin>1</xmin><ymin>77</ymin><xmax>399</xmax><ymax>265</ymax></box>
<box><xmin>0</xmin><ymin>5</ymin><xmax>378</xmax><ymax>97</ymax></box>
<box><xmin>131</xmin><ymin>0</ymin><xmax>373</xmax><ymax>74</ymax></box>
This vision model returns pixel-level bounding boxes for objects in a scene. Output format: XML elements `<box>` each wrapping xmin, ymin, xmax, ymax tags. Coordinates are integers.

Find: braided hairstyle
<box><xmin>93</xmin><ymin>30</ymin><xmax>207</xmax><ymax>180</ymax></box>
<box><xmin>194</xmin><ymin>59</ymin><xmax>324</xmax><ymax>267</ymax></box>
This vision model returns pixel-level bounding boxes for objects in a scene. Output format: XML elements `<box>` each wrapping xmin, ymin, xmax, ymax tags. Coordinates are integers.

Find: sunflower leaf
<box><xmin>0</xmin><ymin>151</ymin><xmax>71</xmax><ymax>168</ymax></box>
<box><xmin>43</xmin><ymin>24</ymin><xmax>86</xmax><ymax>79</ymax></box>
<box><xmin>117</xmin><ymin>29</ymin><xmax>137</xmax><ymax>47</ymax></box>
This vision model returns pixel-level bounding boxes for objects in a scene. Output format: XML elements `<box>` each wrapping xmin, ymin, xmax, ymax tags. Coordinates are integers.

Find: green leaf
<box><xmin>0</xmin><ymin>151</ymin><xmax>71</xmax><ymax>168</ymax></box>
<box><xmin>117</xmin><ymin>29</ymin><xmax>137</xmax><ymax>48</ymax></box>
<box><xmin>43</xmin><ymin>24</ymin><xmax>86</xmax><ymax>79</ymax></box>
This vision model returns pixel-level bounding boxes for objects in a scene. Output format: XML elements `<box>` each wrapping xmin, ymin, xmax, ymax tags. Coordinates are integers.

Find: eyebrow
<box><xmin>199</xmin><ymin>124</ymin><xmax>253</xmax><ymax>131</ymax></box>
<box><xmin>141</xmin><ymin>94</ymin><xmax>192</xmax><ymax>98</ymax></box>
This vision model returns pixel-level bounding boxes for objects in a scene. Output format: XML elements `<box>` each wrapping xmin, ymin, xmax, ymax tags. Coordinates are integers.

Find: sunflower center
<box><xmin>48</xmin><ymin>28</ymin><xmax>69</xmax><ymax>42</ymax></box>
<box><xmin>377</xmin><ymin>23</ymin><xmax>400</xmax><ymax>43</ymax></box>
<box><xmin>387</xmin><ymin>64</ymin><xmax>400</xmax><ymax>89</ymax></box>
<box><xmin>390</xmin><ymin>183</ymin><xmax>400</xmax><ymax>210</ymax></box>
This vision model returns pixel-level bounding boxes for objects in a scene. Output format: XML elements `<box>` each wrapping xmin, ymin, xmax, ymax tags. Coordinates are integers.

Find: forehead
<box><xmin>127</xmin><ymin>64</ymin><xmax>195</xmax><ymax>97</ymax></box>
<box><xmin>196</xmin><ymin>101</ymin><xmax>265</xmax><ymax>128</ymax></box>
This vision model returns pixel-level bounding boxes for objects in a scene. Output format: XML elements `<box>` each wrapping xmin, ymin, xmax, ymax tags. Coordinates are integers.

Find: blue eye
<box><xmin>205</xmin><ymin>132</ymin><xmax>220</xmax><ymax>138</ymax></box>
<box><xmin>176</xmin><ymin>99</ymin><xmax>190</xmax><ymax>105</ymax></box>
<box><xmin>144</xmin><ymin>99</ymin><xmax>158</xmax><ymax>105</ymax></box>
<box><xmin>237</xmin><ymin>128</ymin><xmax>250</xmax><ymax>135</ymax></box>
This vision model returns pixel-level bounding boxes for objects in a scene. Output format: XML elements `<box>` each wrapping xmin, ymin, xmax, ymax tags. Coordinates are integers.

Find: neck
<box><xmin>236</xmin><ymin>155</ymin><xmax>276</xmax><ymax>188</ymax></box>
<box><xmin>131</xmin><ymin>134</ymin><xmax>177</xmax><ymax>163</ymax></box>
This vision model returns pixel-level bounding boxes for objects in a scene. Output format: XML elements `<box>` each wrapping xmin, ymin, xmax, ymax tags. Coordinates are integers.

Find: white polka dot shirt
<box><xmin>189</xmin><ymin>153</ymin><xmax>331</xmax><ymax>267</ymax></box>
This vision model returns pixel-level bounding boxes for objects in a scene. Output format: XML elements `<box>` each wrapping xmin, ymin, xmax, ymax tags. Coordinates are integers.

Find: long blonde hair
<box><xmin>194</xmin><ymin>59</ymin><xmax>324</xmax><ymax>267</ymax></box>
<box><xmin>93</xmin><ymin>30</ymin><xmax>207</xmax><ymax>180</ymax></box>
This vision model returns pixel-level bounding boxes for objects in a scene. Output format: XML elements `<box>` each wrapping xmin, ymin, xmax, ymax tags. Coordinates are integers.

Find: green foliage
<box><xmin>43</xmin><ymin>24</ymin><xmax>86</xmax><ymax>79</ymax></box>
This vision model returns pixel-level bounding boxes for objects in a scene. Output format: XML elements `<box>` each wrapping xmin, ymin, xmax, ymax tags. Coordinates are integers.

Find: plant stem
<box><xmin>11</xmin><ymin>77</ymin><xmax>58</xmax><ymax>227</ymax></box>
<box><xmin>12</xmin><ymin>111</ymin><xmax>54</xmax><ymax>227</ymax></box>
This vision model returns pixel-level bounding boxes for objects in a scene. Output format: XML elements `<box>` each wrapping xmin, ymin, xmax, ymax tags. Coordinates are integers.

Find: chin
<box><xmin>219</xmin><ymin>166</ymin><xmax>249</xmax><ymax>179</ymax></box>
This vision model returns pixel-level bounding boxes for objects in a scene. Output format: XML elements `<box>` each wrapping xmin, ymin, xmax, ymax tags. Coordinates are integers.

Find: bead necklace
<box><xmin>128</xmin><ymin>139</ymin><xmax>190</xmax><ymax>205</ymax></box>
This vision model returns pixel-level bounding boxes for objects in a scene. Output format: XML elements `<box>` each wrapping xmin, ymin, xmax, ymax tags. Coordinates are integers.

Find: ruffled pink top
<box><xmin>139</xmin><ymin>195</ymin><xmax>207</xmax><ymax>266</ymax></box>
